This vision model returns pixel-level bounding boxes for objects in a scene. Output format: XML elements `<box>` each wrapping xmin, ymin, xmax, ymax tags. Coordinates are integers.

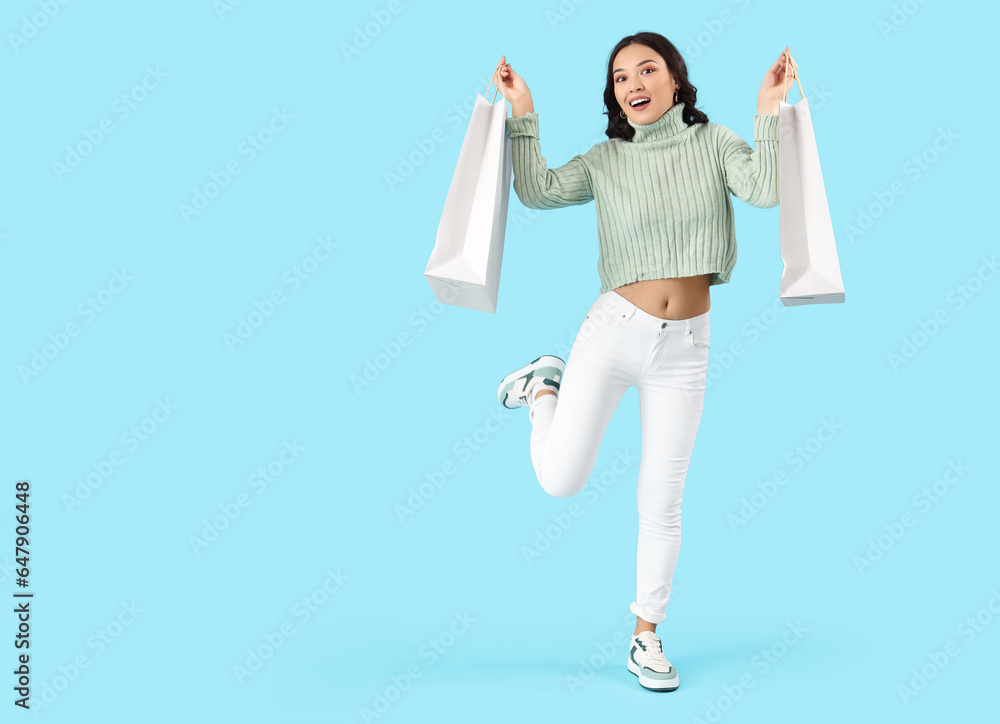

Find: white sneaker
<box><xmin>496</xmin><ymin>355</ymin><xmax>564</xmax><ymax>410</ymax></box>
<box><xmin>627</xmin><ymin>631</ymin><xmax>679</xmax><ymax>691</ymax></box>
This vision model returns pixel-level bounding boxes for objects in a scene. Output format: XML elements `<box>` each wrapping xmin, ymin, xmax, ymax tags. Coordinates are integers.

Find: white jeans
<box><xmin>528</xmin><ymin>290</ymin><xmax>710</xmax><ymax>625</ymax></box>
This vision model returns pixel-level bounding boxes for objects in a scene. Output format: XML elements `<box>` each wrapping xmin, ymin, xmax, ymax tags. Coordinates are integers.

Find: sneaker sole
<box><xmin>627</xmin><ymin>658</ymin><xmax>679</xmax><ymax>692</ymax></box>
<box><xmin>497</xmin><ymin>355</ymin><xmax>565</xmax><ymax>408</ymax></box>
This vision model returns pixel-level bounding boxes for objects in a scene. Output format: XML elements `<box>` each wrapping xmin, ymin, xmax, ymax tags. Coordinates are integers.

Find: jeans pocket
<box><xmin>686</xmin><ymin>327</ymin><xmax>711</xmax><ymax>349</ymax></box>
<box><xmin>586</xmin><ymin>305</ymin><xmax>628</xmax><ymax>327</ymax></box>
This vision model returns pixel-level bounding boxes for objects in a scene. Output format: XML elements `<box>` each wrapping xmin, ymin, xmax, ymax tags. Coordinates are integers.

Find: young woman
<box><xmin>494</xmin><ymin>32</ymin><xmax>797</xmax><ymax>692</ymax></box>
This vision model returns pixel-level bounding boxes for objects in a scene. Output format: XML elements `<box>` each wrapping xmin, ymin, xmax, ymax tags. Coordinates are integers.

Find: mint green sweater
<box><xmin>504</xmin><ymin>100</ymin><xmax>779</xmax><ymax>292</ymax></box>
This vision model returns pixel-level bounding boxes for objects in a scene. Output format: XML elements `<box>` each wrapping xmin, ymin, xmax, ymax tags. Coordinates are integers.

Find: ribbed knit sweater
<box><xmin>504</xmin><ymin>100</ymin><xmax>779</xmax><ymax>292</ymax></box>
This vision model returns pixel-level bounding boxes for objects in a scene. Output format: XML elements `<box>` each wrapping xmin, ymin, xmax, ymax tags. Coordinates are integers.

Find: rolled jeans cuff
<box><xmin>630</xmin><ymin>600</ymin><xmax>666</xmax><ymax>625</ymax></box>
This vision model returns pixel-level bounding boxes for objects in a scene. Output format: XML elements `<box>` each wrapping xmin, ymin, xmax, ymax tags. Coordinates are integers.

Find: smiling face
<box><xmin>613</xmin><ymin>43</ymin><xmax>679</xmax><ymax>125</ymax></box>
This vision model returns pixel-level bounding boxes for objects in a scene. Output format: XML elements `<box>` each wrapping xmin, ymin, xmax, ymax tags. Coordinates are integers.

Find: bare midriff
<box><xmin>612</xmin><ymin>275</ymin><xmax>712</xmax><ymax>320</ymax></box>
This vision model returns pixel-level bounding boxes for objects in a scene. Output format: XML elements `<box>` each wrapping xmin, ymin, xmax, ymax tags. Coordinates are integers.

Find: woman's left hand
<box><xmin>757</xmin><ymin>46</ymin><xmax>798</xmax><ymax>114</ymax></box>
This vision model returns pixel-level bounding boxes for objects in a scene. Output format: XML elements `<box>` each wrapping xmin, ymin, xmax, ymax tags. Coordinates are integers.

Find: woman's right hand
<box><xmin>496</xmin><ymin>55</ymin><xmax>531</xmax><ymax>108</ymax></box>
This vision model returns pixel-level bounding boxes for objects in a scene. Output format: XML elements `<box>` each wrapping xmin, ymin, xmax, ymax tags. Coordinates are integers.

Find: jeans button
<box><xmin>661</xmin><ymin>322</ymin><xmax>666</xmax><ymax>328</ymax></box>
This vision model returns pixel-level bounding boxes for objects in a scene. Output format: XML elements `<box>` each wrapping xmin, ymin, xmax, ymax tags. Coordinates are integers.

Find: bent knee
<box><xmin>539</xmin><ymin>469</ymin><xmax>588</xmax><ymax>498</ymax></box>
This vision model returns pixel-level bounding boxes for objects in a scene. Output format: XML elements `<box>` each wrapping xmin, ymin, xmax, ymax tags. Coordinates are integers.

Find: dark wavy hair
<box><xmin>602</xmin><ymin>31</ymin><xmax>709</xmax><ymax>142</ymax></box>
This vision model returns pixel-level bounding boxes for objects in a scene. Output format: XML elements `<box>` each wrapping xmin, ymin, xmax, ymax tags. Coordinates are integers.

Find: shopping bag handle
<box><xmin>781</xmin><ymin>49</ymin><xmax>805</xmax><ymax>103</ymax></box>
<box><xmin>487</xmin><ymin>64</ymin><xmax>511</xmax><ymax>118</ymax></box>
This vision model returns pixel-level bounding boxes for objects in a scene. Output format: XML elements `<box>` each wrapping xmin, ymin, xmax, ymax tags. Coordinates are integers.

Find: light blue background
<box><xmin>1</xmin><ymin>1</ymin><xmax>997</xmax><ymax>722</ymax></box>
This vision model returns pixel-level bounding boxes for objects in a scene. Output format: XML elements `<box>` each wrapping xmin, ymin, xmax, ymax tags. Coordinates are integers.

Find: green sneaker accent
<box><xmin>627</xmin><ymin>633</ymin><xmax>679</xmax><ymax>691</ymax></box>
<box><xmin>497</xmin><ymin>356</ymin><xmax>565</xmax><ymax>409</ymax></box>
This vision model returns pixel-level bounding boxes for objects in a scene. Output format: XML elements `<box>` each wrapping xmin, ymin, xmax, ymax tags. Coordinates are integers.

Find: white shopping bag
<box><xmin>424</xmin><ymin>71</ymin><xmax>512</xmax><ymax>314</ymax></box>
<box><xmin>777</xmin><ymin>56</ymin><xmax>845</xmax><ymax>306</ymax></box>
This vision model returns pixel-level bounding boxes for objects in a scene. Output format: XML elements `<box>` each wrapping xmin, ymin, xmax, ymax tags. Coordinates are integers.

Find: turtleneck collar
<box><xmin>627</xmin><ymin>100</ymin><xmax>688</xmax><ymax>143</ymax></box>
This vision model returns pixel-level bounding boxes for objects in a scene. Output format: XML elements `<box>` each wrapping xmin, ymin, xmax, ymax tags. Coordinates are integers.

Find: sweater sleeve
<box><xmin>505</xmin><ymin>112</ymin><xmax>594</xmax><ymax>210</ymax></box>
<box><xmin>716</xmin><ymin>114</ymin><xmax>780</xmax><ymax>209</ymax></box>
